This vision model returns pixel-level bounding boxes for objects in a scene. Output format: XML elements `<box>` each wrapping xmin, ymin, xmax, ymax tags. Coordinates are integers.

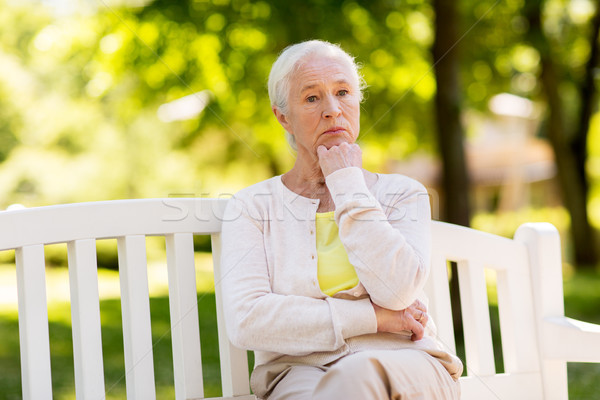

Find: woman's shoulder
<box><xmin>229</xmin><ymin>175</ymin><xmax>281</xmax><ymax>198</ymax></box>
<box><xmin>372</xmin><ymin>172</ymin><xmax>428</xmax><ymax>195</ymax></box>
<box><xmin>225</xmin><ymin>176</ymin><xmax>282</xmax><ymax>211</ymax></box>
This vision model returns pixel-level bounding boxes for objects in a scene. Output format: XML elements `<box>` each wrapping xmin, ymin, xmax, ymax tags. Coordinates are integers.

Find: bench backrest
<box><xmin>426</xmin><ymin>221</ymin><xmax>566</xmax><ymax>399</ymax></box>
<box><xmin>0</xmin><ymin>198</ymin><xmax>567</xmax><ymax>399</ymax></box>
<box><xmin>0</xmin><ymin>198</ymin><xmax>252</xmax><ymax>400</ymax></box>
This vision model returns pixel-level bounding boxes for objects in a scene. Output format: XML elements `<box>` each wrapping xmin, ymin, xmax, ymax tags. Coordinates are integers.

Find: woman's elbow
<box><xmin>370</xmin><ymin>292</ymin><xmax>418</xmax><ymax>311</ymax></box>
<box><xmin>225</xmin><ymin>312</ymin><xmax>261</xmax><ymax>350</ymax></box>
<box><xmin>227</xmin><ymin>327</ymin><xmax>251</xmax><ymax>350</ymax></box>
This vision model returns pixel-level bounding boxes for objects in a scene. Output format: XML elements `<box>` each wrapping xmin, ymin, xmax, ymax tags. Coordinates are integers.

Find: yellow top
<box><xmin>315</xmin><ymin>211</ymin><xmax>359</xmax><ymax>296</ymax></box>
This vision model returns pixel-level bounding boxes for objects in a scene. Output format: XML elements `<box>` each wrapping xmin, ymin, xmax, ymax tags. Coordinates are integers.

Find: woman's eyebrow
<box><xmin>300</xmin><ymin>84</ymin><xmax>318</xmax><ymax>93</ymax></box>
<box><xmin>300</xmin><ymin>79</ymin><xmax>352</xmax><ymax>93</ymax></box>
<box><xmin>334</xmin><ymin>79</ymin><xmax>351</xmax><ymax>86</ymax></box>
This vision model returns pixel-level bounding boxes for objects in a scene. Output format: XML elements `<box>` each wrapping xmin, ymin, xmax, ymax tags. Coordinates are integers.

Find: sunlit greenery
<box><xmin>1</xmin><ymin>0</ymin><xmax>597</xmax><ymax>211</ymax></box>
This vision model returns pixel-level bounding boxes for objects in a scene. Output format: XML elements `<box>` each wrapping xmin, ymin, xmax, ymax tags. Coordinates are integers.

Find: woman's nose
<box><xmin>322</xmin><ymin>96</ymin><xmax>341</xmax><ymax>118</ymax></box>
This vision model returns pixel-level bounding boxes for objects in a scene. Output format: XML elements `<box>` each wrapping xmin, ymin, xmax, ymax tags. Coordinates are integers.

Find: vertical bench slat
<box><xmin>211</xmin><ymin>234</ymin><xmax>251</xmax><ymax>397</ymax></box>
<box><xmin>67</xmin><ymin>239</ymin><xmax>106</xmax><ymax>398</ymax></box>
<box><xmin>457</xmin><ymin>260</ymin><xmax>496</xmax><ymax>376</ymax></box>
<box><xmin>165</xmin><ymin>233</ymin><xmax>204</xmax><ymax>400</ymax></box>
<box><xmin>117</xmin><ymin>235</ymin><xmax>156</xmax><ymax>400</ymax></box>
<box><xmin>496</xmin><ymin>266</ymin><xmax>540</xmax><ymax>373</ymax></box>
<box><xmin>424</xmin><ymin>255</ymin><xmax>456</xmax><ymax>356</ymax></box>
<box><xmin>515</xmin><ymin>223</ymin><xmax>569</xmax><ymax>399</ymax></box>
<box><xmin>15</xmin><ymin>245</ymin><xmax>53</xmax><ymax>400</ymax></box>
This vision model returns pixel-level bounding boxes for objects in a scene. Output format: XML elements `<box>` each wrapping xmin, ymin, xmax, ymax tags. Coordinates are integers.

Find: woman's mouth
<box><xmin>323</xmin><ymin>127</ymin><xmax>346</xmax><ymax>135</ymax></box>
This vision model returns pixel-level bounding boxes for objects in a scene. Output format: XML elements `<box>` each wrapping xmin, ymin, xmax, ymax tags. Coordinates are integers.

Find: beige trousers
<box><xmin>259</xmin><ymin>349</ymin><xmax>460</xmax><ymax>400</ymax></box>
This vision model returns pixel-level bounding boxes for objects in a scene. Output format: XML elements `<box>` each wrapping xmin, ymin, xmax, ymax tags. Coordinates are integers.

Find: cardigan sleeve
<box><xmin>326</xmin><ymin>167</ymin><xmax>431</xmax><ymax>311</ymax></box>
<box><xmin>220</xmin><ymin>194</ymin><xmax>378</xmax><ymax>355</ymax></box>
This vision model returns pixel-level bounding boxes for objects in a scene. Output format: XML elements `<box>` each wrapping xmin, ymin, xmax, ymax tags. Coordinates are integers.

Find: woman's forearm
<box><xmin>326</xmin><ymin>167</ymin><xmax>432</xmax><ymax>310</ymax></box>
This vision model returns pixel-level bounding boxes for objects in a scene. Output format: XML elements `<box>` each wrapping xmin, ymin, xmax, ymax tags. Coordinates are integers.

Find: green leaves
<box><xmin>0</xmin><ymin>0</ymin><xmax>596</xmax><ymax>208</ymax></box>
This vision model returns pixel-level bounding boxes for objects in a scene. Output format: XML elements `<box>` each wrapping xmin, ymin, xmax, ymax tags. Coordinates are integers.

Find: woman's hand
<box><xmin>371</xmin><ymin>299</ymin><xmax>429</xmax><ymax>341</ymax></box>
<box><xmin>317</xmin><ymin>143</ymin><xmax>362</xmax><ymax>177</ymax></box>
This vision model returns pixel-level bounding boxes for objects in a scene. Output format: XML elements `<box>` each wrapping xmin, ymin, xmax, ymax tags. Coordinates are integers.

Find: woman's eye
<box><xmin>307</xmin><ymin>96</ymin><xmax>317</xmax><ymax>103</ymax></box>
<box><xmin>338</xmin><ymin>90</ymin><xmax>348</xmax><ymax>96</ymax></box>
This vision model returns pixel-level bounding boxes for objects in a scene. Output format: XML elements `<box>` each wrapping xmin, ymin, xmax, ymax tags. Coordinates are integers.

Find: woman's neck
<box><xmin>282</xmin><ymin>158</ymin><xmax>335</xmax><ymax>212</ymax></box>
<box><xmin>281</xmin><ymin>154</ymin><xmax>376</xmax><ymax>212</ymax></box>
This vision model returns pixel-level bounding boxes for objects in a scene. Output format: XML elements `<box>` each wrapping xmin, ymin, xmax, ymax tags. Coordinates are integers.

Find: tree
<box><xmin>431</xmin><ymin>0</ymin><xmax>471</xmax><ymax>227</ymax></box>
<box><xmin>432</xmin><ymin>0</ymin><xmax>471</xmax><ymax>337</ymax></box>
<box><xmin>0</xmin><ymin>0</ymin><xmax>445</xmax><ymax>208</ymax></box>
<box><xmin>524</xmin><ymin>0</ymin><xmax>599</xmax><ymax>267</ymax></box>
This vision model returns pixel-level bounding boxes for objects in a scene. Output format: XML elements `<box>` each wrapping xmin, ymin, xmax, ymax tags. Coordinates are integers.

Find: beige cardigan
<box><xmin>220</xmin><ymin>167</ymin><xmax>462</xmax><ymax>379</ymax></box>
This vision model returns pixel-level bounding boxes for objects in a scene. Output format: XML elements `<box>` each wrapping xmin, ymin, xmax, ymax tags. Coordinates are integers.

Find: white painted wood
<box><xmin>4</xmin><ymin>200</ymin><xmax>600</xmax><ymax>400</ymax></box>
<box><xmin>460</xmin><ymin>372</ymin><xmax>544</xmax><ymax>399</ymax></box>
<box><xmin>67</xmin><ymin>239</ymin><xmax>106</xmax><ymax>398</ymax></box>
<box><xmin>514</xmin><ymin>223</ymin><xmax>569</xmax><ymax>400</ymax></box>
<box><xmin>543</xmin><ymin>316</ymin><xmax>600</xmax><ymax>361</ymax></box>
<box><xmin>430</xmin><ymin>221</ymin><xmax>525</xmax><ymax>272</ymax></box>
<box><xmin>429</xmin><ymin>221</ymin><xmax>547</xmax><ymax>398</ymax></box>
<box><xmin>456</xmin><ymin>260</ymin><xmax>496</xmax><ymax>376</ymax></box>
<box><xmin>495</xmin><ymin>267</ymin><xmax>540</xmax><ymax>374</ymax></box>
<box><xmin>117</xmin><ymin>235</ymin><xmax>156</xmax><ymax>400</ymax></box>
<box><xmin>15</xmin><ymin>245</ymin><xmax>53</xmax><ymax>400</ymax></box>
<box><xmin>211</xmin><ymin>234</ymin><xmax>251</xmax><ymax>397</ymax></box>
<box><xmin>429</xmin><ymin>221</ymin><xmax>549</xmax><ymax>383</ymax></box>
<box><xmin>423</xmin><ymin>253</ymin><xmax>456</xmax><ymax>356</ymax></box>
<box><xmin>0</xmin><ymin>198</ymin><xmax>228</xmax><ymax>250</ymax></box>
<box><xmin>165</xmin><ymin>233</ymin><xmax>204</xmax><ymax>400</ymax></box>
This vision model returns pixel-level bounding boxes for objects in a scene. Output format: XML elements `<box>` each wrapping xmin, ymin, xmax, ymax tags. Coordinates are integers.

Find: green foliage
<box><xmin>0</xmin><ymin>0</ymin><xmax>599</xmax><ymax>204</ymax></box>
<box><xmin>0</xmin><ymin>0</ymin><xmax>464</xmax><ymax>206</ymax></box>
<box><xmin>472</xmin><ymin>206</ymin><xmax>570</xmax><ymax>238</ymax></box>
<box><xmin>1</xmin><ymin>0</ymin><xmax>598</xmax><ymax>210</ymax></box>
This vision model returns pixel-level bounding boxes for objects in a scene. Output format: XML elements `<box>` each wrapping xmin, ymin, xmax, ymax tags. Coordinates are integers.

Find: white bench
<box><xmin>1</xmin><ymin>198</ymin><xmax>598</xmax><ymax>399</ymax></box>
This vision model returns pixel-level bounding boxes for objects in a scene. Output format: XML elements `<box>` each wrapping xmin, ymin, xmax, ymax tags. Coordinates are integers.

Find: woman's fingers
<box><xmin>407</xmin><ymin>299</ymin><xmax>428</xmax><ymax>328</ymax></box>
<box><xmin>414</xmin><ymin>309</ymin><xmax>424</xmax><ymax>322</ymax></box>
<box><xmin>415</xmin><ymin>310</ymin><xmax>429</xmax><ymax>328</ymax></box>
<box><xmin>372</xmin><ymin>301</ymin><xmax>428</xmax><ymax>341</ymax></box>
<box><xmin>409</xmin><ymin>316</ymin><xmax>425</xmax><ymax>341</ymax></box>
<box><xmin>411</xmin><ymin>299</ymin><xmax>427</xmax><ymax>313</ymax></box>
<box><xmin>317</xmin><ymin>143</ymin><xmax>362</xmax><ymax>176</ymax></box>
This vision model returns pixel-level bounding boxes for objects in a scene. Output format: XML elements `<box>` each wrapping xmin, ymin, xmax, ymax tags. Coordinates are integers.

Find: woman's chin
<box><xmin>318</xmin><ymin>137</ymin><xmax>353</xmax><ymax>149</ymax></box>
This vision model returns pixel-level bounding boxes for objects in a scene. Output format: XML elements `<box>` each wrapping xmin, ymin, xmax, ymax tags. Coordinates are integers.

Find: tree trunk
<box><xmin>525</xmin><ymin>0</ymin><xmax>598</xmax><ymax>267</ymax></box>
<box><xmin>432</xmin><ymin>0</ymin><xmax>471</xmax><ymax>227</ymax></box>
<box><xmin>432</xmin><ymin>0</ymin><xmax>471</xmax><ymax>341</ymax></box>
<box><xmin>574</xmin><ymin>4</ymin><xmax>600</xmax><ymax>200</ymax></box>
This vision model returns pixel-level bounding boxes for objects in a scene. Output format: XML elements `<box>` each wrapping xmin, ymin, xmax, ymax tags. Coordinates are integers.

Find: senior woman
<box><xmin>221</xmin><ymin>40</ymin><xmax>463</xmax><ymax>400</ymax></box>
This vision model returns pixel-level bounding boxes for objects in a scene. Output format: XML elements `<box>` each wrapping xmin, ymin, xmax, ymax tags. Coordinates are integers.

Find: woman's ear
<box><xmin>272</xmin><ymin>106</ymin><xmax>291</xmax><ymax>132</ymax></box>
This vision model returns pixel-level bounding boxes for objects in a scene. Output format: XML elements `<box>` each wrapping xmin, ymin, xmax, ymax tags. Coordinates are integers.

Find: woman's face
<box><xmin>275</xmin><ymin>55</ymin><xmax>361</xmax><ymax>159</ymax></box>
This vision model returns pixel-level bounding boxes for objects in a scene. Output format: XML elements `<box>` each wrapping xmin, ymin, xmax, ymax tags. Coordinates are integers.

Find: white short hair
<box><xmin>267</xmin><ymin>40</ymin><xmax>365</xmax><ymax>150</ymax></box>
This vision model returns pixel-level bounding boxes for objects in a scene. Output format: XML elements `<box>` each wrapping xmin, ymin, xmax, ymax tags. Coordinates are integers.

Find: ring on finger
<box><xmin>416</xmin><ymin>310</ymin><xmax>423</xmax><ymax>322</ymax></box>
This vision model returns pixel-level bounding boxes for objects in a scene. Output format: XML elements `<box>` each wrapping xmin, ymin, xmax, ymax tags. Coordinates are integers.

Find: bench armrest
<box><xmin>543</xmin><ymin>316</ymin><xmax>600</xmax><ymax>362</ymax></box>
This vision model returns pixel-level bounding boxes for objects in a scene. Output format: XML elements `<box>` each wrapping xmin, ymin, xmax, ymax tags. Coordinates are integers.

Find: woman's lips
<box><xmin>323</xmin><ymin>127</ymin><xmax>346</xmax><ymax>134</ymax></box>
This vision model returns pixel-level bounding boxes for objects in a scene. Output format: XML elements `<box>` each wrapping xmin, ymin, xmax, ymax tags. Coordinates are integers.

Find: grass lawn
<box><xmin>0</xmin><ymin>262</ymin><xmax>598</xmax><ymax>399</ymax></box>
<box><xmin>0</xmin><ymin>293</ymin><xmax>228</xmax><ymax>399</ymax></box>
<box><xmin>0</xmin><ymin>253</ymin><xmax>234</xmax><ymax>400</ymax></box>
<box><xmin>562</xmin><ymin>269</ymin><xmax>600</xmax><ymax>399</ymax></box>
